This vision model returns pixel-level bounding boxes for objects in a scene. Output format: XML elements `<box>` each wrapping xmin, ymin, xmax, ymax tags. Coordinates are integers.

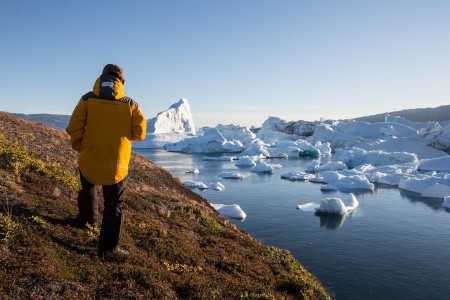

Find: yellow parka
<box><xmin>66</xmin><ymin>75</ymin><xmax>146</xmax><ymax>185</ymax></box>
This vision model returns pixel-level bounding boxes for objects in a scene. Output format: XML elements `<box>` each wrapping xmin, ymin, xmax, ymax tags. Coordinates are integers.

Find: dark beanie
<box><xmin>102</xmin><ymin>64</ymin><xmax>125</xmax><ymax>81</ymax></box>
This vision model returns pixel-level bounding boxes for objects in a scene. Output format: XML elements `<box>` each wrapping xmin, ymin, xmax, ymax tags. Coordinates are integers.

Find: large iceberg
<box><xmin>334</xmin><ymin>147</ymin><xmax>418</xmax><ymax>168</ymax></box>
<box><xmin>257</xmin><ymin>117</ymin><xmax>316</xmax><ymax>143</ymax></box>
<box><xmin>147</xmin><ymin>98</ymin><xmax>196</xmax><ymax>135</ymax></box>
<box><xmin>165</xmin><ymin>128</ymin><xmax>244</xmax><ymax>153</ymax></box>
<box><xmin>214</xmin><ymin>124</ymin><xmax>256</xmax><ymax>147</ymax></box>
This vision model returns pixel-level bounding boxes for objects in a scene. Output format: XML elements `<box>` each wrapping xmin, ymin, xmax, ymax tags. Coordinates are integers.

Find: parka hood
<box><xmin>93</xmin><ymin>75</ymin><xmax>126</xmax><ymax>100</ymax></box>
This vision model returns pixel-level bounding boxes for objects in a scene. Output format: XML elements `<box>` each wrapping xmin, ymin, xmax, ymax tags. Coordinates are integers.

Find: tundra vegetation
<box><xmin>0</xmin><ymin>112</ymin><xmax>330</xmax><ymax>299</ymax></box>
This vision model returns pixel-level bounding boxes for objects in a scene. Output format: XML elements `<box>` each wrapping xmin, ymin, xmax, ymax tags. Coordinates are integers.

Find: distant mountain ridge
<box><xmin>11</xmin><ymin>113</ymin><xmax>70</xmax><ymax>130</ymax></box>
<box><xmin>353</xmin><ymin>105</ymin><xmax>450</xmax><ymax>123</ymax></box>
<box><xmin>6</xmin><ymin>104</ymin><xmax>450</xmax><ymax>131</ymax></box>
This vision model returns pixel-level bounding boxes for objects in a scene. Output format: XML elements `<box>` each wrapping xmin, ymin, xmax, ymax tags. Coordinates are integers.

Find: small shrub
<box><xmin>163</xmin><ymin>261</ymin><xmax>203</xmax><ymax>274</ymax></box>
<box><xmin>31</xmin><ymin>215</ymin><xmax>47</xmax><ymax>228</ymax></box>
<box><xmin>0</xmin><ymin>141</ymin><xmax>80</xmax><ymax>190</ymax></box>
<box><xmin>85</xmin><ymin>223</ymin><xmax>100</xmax><ymax>242</ymax></box>
<box><xmin>0</xmin><ymin>214</ymin><xmax>18</xmax><ymax>243</ymax></box>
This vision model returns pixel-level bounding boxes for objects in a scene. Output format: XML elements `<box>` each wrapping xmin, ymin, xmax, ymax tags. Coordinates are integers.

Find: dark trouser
<box><xmin>77</xmin><ymin>171</ymin><xmax>126</xmax><ymax>256</ymax></box>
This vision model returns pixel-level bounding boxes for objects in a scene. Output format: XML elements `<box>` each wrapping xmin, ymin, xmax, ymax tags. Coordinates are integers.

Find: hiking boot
<box><xmin>99</xmin><ymin>247</ymin><xmax>129</xmax><ymax>261</ymax></box>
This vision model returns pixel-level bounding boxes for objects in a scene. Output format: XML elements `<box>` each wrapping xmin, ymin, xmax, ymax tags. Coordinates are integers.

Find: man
<box><xmin>66</xmin><ymin>64</ymin><xmax>146</xmax><ymax>257</ymax></box>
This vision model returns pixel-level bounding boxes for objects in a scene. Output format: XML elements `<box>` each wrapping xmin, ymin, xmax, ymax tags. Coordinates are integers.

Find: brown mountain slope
<box><xmin>0</xmin><ymin>112</ymin><xmax>330</xmax><ymax>299</ymax></box>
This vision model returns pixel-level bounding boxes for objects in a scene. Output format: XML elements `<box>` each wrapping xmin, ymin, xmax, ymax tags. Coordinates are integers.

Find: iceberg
<box><xmin>421</xmin><ymin>183</ymin><xmax>450</xmax><ymax>198</ymax></box>
<box><xmin>210</xmin><ymin>204</ymin><xmax>247</xmax><ymax>219</ymax></box>
<box><xmin>319</xmin><ymin>172</ymin><xmax>374</xmax><ymax>191</ymax></box>
<box><xmin>399</xmin><ymin>174</ymin><xmax>450</xmax><ymax>195</ymax></box>
<box><xmin>257</xmin><ymin>117</ymin><xmax>316</xmax><ymax>143</ymax></box>
<box><xmin>165</xmin><ymin>128</ymin><xmax>244</xmax><ymax>153</ymax></box>
<box><xmin>203</xmin><ymin>156</ymin><xmax>236</xmax><ymax>161</ymax></box>
<box><xmin>219</xmin><ymin>172</ymin><xmax>248</xmax><ymax>179</ymax></box>
<box><xmin>235</xmin><ymin>156</ymin><xmax>256</xmax><ymax>167</ymax></box>
<box><xmin>133</xmin><ymin>133</ymin><xmax>189</xmax><ymax>149</ymax></box>
<box><xmin>315</xmin><ymin>193</ymin><xmax>359</xmax><ymax>215</ymax></box>
<box><xmin>147</xmin><ymin>98</ymin><xmax>196</xmax><ymax>135</ymax></box>
<box><xmin>208</xmin><ymin>182</ymin><xmax>225</xmax><ymax>191</ymax></box>
<box><xmin>215</xmin><ymin>124</ymin><xmax>256</xmax><ymax>147</ymax></box>
<box><xmin>335</xmin><ymin>147</ymin><xmax>418</xmax><ymax>168</ymax></box>
<box><xmin>183</xmin><ymin>181</ymin><xmax>208</xmax><ymax>190</ymax></box>
<box><xmin>297</xmin><ymin>202</ymin><xmax>319</xmax><ymax>211</ymax></box>
<box><xmin>418</xmin><ymin>156</ymin><xmax>450</xmax><ymax>172</ymax></box>
<box><xmin>443</xmin><ymin>196</ymin><xmax>450</xmax><ymax>208</ymax></box>
<box><xmin>281</xmin><ymin>171</ymin><xmax>316</xmax><ymax>181</ymax></box>
<box><xmin>251</xmin><ymin>162</ymin><xmax>275</xmax><ymax>173</ymax></box>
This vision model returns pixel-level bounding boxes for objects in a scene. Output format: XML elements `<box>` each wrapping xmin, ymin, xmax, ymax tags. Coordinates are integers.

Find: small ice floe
<box><xmin>208</xmin><ymin>182</ymin><xmax>225</xmax><ymax>191</ymax></box>
<box><xmin>251</xmin><ymin>162</ymin><xmax>275</xmax><ymax>173</ymax></box>
<box><xmin>218</xmin><ymin>172</ymin><xmax>248</xmax><ymax>179</ymax></box>
<box><xmin>319</xmin><ymin>173</ymin><xmax>374</xmax><ymax>191</ymax></box>
<box><xmin>421</xmin><ymin>183</ymin><xmax>450</xmax><ymax>198</ymax></box>
<box><xmin>315</xmin><ymin>193</ymin><xmax>359</xmax><ymax>215</ymax></box>
<box><xmin>210</xmin><ymin>204</ymin><xmax>247</xmax><ymax>219</ymax></box>
<box><xmin>203</xmin><ymin>156</ymin><xmax>236</xmax><ymax>161</ymax></box>
<box><xmin>305</xmin><ymin>159</ymin><xmax>320</xmax><ymax>172</ymax></box>
<box><xmin>443</xmin><ymin>196</ymin><xmax>450</xmax><ymax>208</ymax></box>
<box><xmin>235</xmin><ymin>156</ymin><xmax>256</xmax><ymax>167</ymax></box>
<box><xmin>281</xmin><ymin>171</ymin><xmax>316</xmax><ymax>181</ymax></box>
<box><xmin>185</xmin><ymin>167</ymin><xmax>200</xmax><ymax>174</ymax></box>
<box><xmin>296</xmin><ymin>202</ymin><xmax>319</xmax><ymax>211</ymax></box>
<box><xmin>183</xmin><ymin>181</ymin><xmax>208</xmax><ymax>190</ymax></box>
<box><xmin>399</xmin><ymin>175</ymin><xmax>450</xmax><ymax>195</ymax></box>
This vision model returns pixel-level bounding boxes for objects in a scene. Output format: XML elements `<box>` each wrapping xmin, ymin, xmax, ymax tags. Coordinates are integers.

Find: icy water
<box><xmin>135</xmin><ymin>149</ymin><xmax>450</xmax><ymax>300</ymax></box>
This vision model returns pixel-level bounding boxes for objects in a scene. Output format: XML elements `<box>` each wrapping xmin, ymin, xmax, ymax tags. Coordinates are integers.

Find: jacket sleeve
<box><xmin>131</xmin><ymin>104</ymin><xmax>147</xmax><ymax>141</ymax></box>
<box><xmin>66</xmin><ymin>98</ymin><xmax>87</xmax><ymax>152</ymax></box>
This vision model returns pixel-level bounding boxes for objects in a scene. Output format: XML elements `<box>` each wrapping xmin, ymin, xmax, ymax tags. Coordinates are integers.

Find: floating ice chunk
<box><xmin>315</xmin><ymin>193</ymin><xmax>359</xmax><ymax>215</ymax></box>
<box><xmin>219</xmin><ymin>172</ymin><xmax>248</xmax><ymax>179</ymax></box>
<box><xmin>235</xmin><ymin>156</ymin><xmax>256</xmax><ymax>167</ymax></box>
<box><xmin>215</xmin><ymin>124</ymin><xmax>256</xmax><ymax>147</ymax></box>
<box><xmin>251</xmin><ymin>162</ymin><xmax>275</xmax><ymax>173</ymax></box>
<box><xmin>270</xmin><ymin>163</ymin><xmax>283</xmax><ymax>169</ymax></box>
<box><xmin>241</xmin><ymin>143</ymin><xmax>271</xmax><ymax>157</ymax></box>
<box><xmin>210</xmin><ymin>204</ymin><xmax>246</xmax><ymax>219</ymax></box>
<box><xmin>335</xmin><ymin>147</ymin><xmax>418</xmax><ymax>168</ymax></box>
<box><xmin>418</xmin><ymin>156</ymin><xmax>450</xmax><ymax>172</ymax></box>
<box><xmin>166</xmin><ymin>128</ymin><xmax>244</xmax><ymax>153</ymax></box>
<box><xmin>316</xmin><ymin>199</ymin><xmax>346</xmax><ymax>214</ymax></box>
<box><xmin>399</xmin><ymin>176</ymin><xmax>442</xmax><ymax>194</ymax></box>
<box><xmin>281</xmin><ymin>171</ymin><xmax>316</xmax><ymax>181</ymax></box>
<box><xmin>317</xmin><ymin>161</ymin><xmax>348</xmax><ymax>172</ymax></box>
<box><xmin>183</xmin><ymin>181</ymin><xmax>208</xmax><ymax>189</ymax></box>
<box><xmin>369</xmin><ymin>172</ymin><xmax>409</xmax><ymax>186</ymax></box>
<box><xmin>310</xmin><ymin>176</ymin><xmax>326</xmax><ymax>183</ymax></box>
<box><xmin>133</xmin><ymin>133</ymin><xmax>189</xmax><ymax>149</ymax></box>
<box><xmin>421</xmin><ymin>183</ymin><xmax>450</xmax><ymax>198</ymax></box>
<box><xmin>305</xmin><ymin>159</ymin><xmax>320</xmax><ymax>172</ymax></box>
<box><xmin>185</xmin><ymin>168</ymin><xmax>200</xmax><ymax>174</ymax></box>
<box><xmin>297</xmin><ymin>202</ymin><xmax>319</xmax><ymax>211</ymax></box>
<box><xmin>320</xmin><ymin>174</ymin><xmax>374</xmax><ymax>191</ymax></box>
<box><xmin>315</xmin><ymin>141</ymin><xmax>331</xmax><ymax>156</ymax></box>
<box><xmin>208</xmin><ymin>182</ymin><xmax>225</xmax><ymax>191</ymax></box>
<box><xmin>443</xmin><ymin>196</ymin><xmax>450</xmax><ymax>208</ymax></box>
<box><xmin>203</xmin><ymin>156</ymin><xmax>236</xmax><ymax>161</ymax></box>
<box><xmin>320</xmin><ymin>184</ymin><xmax>338</xmax><ymax>191</ymax></box>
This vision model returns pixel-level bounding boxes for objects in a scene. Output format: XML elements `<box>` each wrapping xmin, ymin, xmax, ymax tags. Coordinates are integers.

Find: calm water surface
<box><xmin>135</xmin><ymin>149</ymin><xmax>450</xmax><ymax>300</ymax></box>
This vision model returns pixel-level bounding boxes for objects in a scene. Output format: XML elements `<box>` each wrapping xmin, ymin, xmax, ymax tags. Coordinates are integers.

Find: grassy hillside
<box><xmin>0</xmin><ymin>112</ymin><xmax>330</xmax><ymax>299</ymax></box>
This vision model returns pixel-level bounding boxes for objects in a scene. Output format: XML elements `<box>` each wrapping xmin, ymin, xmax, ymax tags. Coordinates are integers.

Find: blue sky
<box><xmin>1</xmin><ymin>0</ymin><xmax>449</xmax><ymax>127</ymax></box>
